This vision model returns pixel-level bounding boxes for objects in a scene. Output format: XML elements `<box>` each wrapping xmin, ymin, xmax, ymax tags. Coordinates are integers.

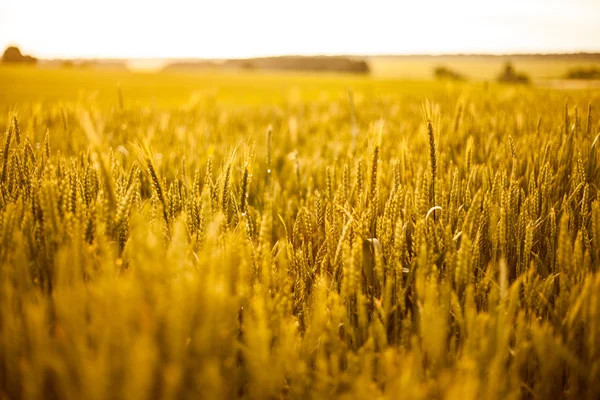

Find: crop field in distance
<box><xmin>0</xmin><ymin>63</ymin><xmax>599</xmax><ymax>400</ymax></box>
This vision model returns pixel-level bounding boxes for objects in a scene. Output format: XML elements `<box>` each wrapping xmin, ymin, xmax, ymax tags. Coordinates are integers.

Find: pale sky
<box><xmin>1</xmin><ymin>0</ymin><xmax>599</xmax><ymax>59</ymax></box>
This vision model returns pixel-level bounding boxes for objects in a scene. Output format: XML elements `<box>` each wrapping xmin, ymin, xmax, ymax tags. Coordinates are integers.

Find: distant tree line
<box><xmin>434</xmin><ymin>61</ymin><xmax>600</xmax><ymax>84</ymax></box>
<box><xmin>433</xmin><ymin>62</ymin><xmax>531</xmax><ymax>84</ymax></box>
<box><xmin>165</xmin><ymin>56</ymin><xmax>370</xmax><ymax>74</ymax></box>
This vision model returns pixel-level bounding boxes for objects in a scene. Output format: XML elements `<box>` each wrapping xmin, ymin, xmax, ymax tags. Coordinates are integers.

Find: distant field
<box><xmin>369</xmin><ymin>55</ymin><xmax>600</xmax><ymax>80</ymax></box>
<box><xmin>1</xmin><ymin>60</ymin><xmax>599</xmax><ymax>111</ymax></box>
<box><xmin>0</xmin><ymin>65</ymin><xmax>462</xmax><ymax>108</ymax></box>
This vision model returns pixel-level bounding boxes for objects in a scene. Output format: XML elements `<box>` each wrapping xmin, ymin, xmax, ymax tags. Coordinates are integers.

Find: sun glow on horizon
<box><xmin>1</xmin><ymin>0</ymin><xmax>600</xmax><ymax>60</ymax></box>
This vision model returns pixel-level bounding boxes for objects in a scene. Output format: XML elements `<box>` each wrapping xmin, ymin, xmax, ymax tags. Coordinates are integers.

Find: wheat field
<box><xmin>0</xmin><ymin>67</ymin><xmax>599</xmax><ymax>399</ymax></box>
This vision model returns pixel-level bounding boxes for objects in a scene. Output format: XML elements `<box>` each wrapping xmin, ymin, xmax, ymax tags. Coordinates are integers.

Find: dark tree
<box><xmin>2</xmin><ymin>46</ymin><xmax>37</xmax><ymax>64</ymax></box>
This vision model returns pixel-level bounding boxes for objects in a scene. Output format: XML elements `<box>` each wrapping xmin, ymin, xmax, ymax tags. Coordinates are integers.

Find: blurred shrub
<box><xmin>497</xmin><ymin>62</ymin><xmax>530</xmax><ymax>84</ymax></box>
<box><xmin>433</xmin><ymin>66</ymin><xmax>465</xmax><ymax>81</ymax></box>
<box><xmin>565</xmin><ymin>66</ymin><xmax>600</xmax><ymax>80</ymax></box>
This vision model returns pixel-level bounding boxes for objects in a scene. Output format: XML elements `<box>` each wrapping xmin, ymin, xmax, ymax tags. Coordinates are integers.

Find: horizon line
<box><xmin>19</xmin><ymin>51</ymin><xmax>600</xmax><ymax>62</ymax></box>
